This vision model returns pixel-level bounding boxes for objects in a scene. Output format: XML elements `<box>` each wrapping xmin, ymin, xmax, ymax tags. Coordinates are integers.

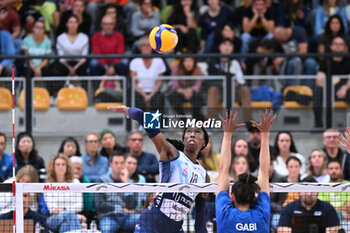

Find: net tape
<box><xmin>16</xmin><ymin>182</ymin><xmax>350</xmax><ymax>193</ymax></box>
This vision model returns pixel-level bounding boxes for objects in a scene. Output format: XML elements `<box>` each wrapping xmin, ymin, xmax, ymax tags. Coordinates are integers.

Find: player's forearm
<box><xmin>219</xmin><ymin>133</ymin><xmax>233</xmax><ymax>173</ymax></box>
<box><xmin>259</xmin><ymin>133</ymin><xmax>270</xmax><ymax>175</ymax></box>
<box><xmin>128</xmin><ymin>107</ymin><xmax>160</xmax><ymax>138</ymax></box>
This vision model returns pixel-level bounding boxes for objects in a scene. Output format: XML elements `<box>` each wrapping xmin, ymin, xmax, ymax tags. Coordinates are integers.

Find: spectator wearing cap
<box><xmin>247</xmin><ymin>122</ymin><xmax>273</xmax><ymax>165</ymax></box>
<box><xmin>99</xmin><ymin>129</ymin><xmax>125</xmax><ymax>159</ymax></box>
<box><xmin>126</xmin><ymin>131</ymin><xmax>159</xmax><ymax>182</ymax></box>
<box><xmin>81</xmin><ymin>133</ymin><xmax>109</xmax><ymax>182</ymax></box>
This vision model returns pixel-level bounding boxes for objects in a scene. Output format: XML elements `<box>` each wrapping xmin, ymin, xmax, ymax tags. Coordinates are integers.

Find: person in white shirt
<box><xmin>55</xmin><ymin>14</ymin><xmax>89</xmax><ymax>77</ymax></box>
<box><xmin>304</xmin><ymin>149</ymin><xmax>330</xmax><ymax>183</ymax></box>
<box><xmin>272</xmin><ymin>131</ymin><xmax>306</xmax><ymax>176</ymax></box>
<box><xmin>129</xmin><ymin>36</ymin><xmax>166</xmax><ymax>113</ymax></box>
<box><xmin>44</xmin><ymin>153</ymin><xmax>84</xmax><ymax>232</ymax></box>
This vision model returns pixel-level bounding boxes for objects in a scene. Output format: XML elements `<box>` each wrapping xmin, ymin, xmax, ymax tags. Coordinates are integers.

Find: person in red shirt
<box><xmin>89</xmin><ymin>14</ymin><xmax>126</xmax><ymax>82</ymax></box>
<box><xmin>0</xmin><ymin>4</ymin><xmax>21</xmax><ymax>54</ymax></box>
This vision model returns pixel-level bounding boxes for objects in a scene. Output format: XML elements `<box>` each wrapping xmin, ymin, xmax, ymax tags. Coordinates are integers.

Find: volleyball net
<box><xmin>1</xmin><ymin>182</ymin><xmax>350</xmax><ymax>233</ymax></box>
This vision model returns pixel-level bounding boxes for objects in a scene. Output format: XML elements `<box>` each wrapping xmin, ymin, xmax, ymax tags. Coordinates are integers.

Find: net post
<box><xmin>15</xmin><ymin>183</ymin><xmax>24</xmax><ymax>233</ymax></box>
<box><xmin>11</xmin><ymin>65</ymin><xmax>16</xmax><ymax>233</ymax></box>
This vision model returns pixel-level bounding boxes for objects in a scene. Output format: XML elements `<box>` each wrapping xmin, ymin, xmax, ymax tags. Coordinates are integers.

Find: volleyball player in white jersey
<box><xmin>109</xmin><ymin>106</ymin><xmax>210</xmax><ymax>233</ymax></box>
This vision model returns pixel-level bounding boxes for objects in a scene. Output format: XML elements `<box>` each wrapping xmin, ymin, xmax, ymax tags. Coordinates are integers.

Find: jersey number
<box><xmin>189</xmin><ymin>173</ymin><xmax>198</xmax><ymax>183</ymax></box>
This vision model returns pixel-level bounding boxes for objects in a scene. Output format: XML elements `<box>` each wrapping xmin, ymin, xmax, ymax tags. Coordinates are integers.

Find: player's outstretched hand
<box><xmin>250</xmin><ymin>109</ymin><xmax>277</xmax><ymax>133</ymax></box>
<box><xmin>218</xmin><ymin>108</ymin><xmax>245</xmax><ymax>133</ymax></box>
<box><xmin>338</xmin><ymin>128</ymin><xmax>350</xmax><ymax>153</ymax></box>
<box><xmin>108</xmin><ymin>105</ymin><xmax>130</xmax><ymax>118</ymax></box>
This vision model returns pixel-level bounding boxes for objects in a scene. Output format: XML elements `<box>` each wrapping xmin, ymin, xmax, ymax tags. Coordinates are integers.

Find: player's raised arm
<box><xmin>108</xmin><ymin>106</ymin><xmax>177</xmax><ymax>160</ymax></box>
<box><xmin>216</xmin><ymin>109</ymin><xmax>245</xmax><ymax>195</ymax></box>
<box><xmin>251</xmin><ymin>109</ymin><xmax>277</xmax><ymax>195</ymax></box>
<box><xmin>338</xmin><ymin>128</ymin><xmax>350</xmax><ymax>153</ymax></box>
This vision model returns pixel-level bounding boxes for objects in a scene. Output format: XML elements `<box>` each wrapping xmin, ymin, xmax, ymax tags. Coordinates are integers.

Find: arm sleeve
<box><xmin>194</xmin><ymin>196</ymin><xmax>207</xmax><ymax>233</ymax></box>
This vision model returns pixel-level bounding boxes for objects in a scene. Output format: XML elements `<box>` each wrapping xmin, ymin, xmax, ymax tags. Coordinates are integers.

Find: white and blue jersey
<box><xmin>135</xmin><ymin>151</ymin><xmax>207</xmax><ymax>233</ymax></box>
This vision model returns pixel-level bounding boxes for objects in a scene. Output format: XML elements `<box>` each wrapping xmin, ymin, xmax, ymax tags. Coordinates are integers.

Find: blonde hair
<box><xmin>307</xmin><ymin>149</ymin><xmax>328</xmax><ymax>176</ymax></box>
<box><xmin>16</xmin><ymin>165</ymin><xmax>39</xmax><ymax>183</ymax></box>
<box><xmin>46</xmin><ymin>153</ymin><xmax>74</xmax><ymax>182</ymax></box>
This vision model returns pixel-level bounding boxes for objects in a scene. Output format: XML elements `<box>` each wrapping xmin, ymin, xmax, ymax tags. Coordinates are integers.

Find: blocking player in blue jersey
<box><xmin>109</xmin><ymin>106</ymin><xmax>210</xmax><ymax>233</ymax></box>
<box><xmin>216</xmin><ymin>109</ymin><xmax>276</xmax><ymax>233</ymax></box>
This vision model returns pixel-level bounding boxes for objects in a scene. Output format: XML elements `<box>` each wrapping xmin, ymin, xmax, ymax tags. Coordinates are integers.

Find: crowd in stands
<box><xmin>1</xmin><ymin>124</ymin><xmax>350</xmax><ymax>231</ymax></box>
<box><xmin>0</xmin><ymin>0</ymin><xmax>350</xmax><ymax>127</ymax></box>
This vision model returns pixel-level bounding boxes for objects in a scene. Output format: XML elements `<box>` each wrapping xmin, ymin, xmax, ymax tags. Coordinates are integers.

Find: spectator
<box><xmin>99</xmin><ymin>129</ymin><xmax>125</xmax><ymax>159</ymax></box>
<box><xmin>0</xmin><ymin>192</ymin><xmax>48</xmax><ymax>232</ymax></box>
<box><xmin>129</xmin><ymin>36</ymin><xmax>166</xmax><ymax>113</ymax></box>
<box><xmin>70</xmin><ymin>156</ymin><xmax>96</xmax><ymax>224</ymax></box>
<box><xmin>314</xmin><ymin>0</ymin><xmax>348</xmax><ymax>37</ymax></box>
<box><xmin>271</xmin><ymin>156</ymin><xmax>302</xmax><ymax>230</ymax></box>
<box><xmin>129</xmin><ymin>0</ymin><xmax>160</xmax><ymax>43</ymax></box>
<box><xmin>0</xmin><ymin>165</ymin><xmax>39</xmax><ymax>215</ymax></box>
<box><xmin>232</xmin><ymin>138</ymin><xmax>257</xmax><ymax>173</ymax></box>
<box><xmin>245</xmin><ymin>39</ymin><xmax>277</xmax><ymax>79</ymax></box>
<box><xmin>313</xmin><ymin>37</ymin><xmax>350</xmax><ymax>127</ymax></box>
<box><xmin>56</xmin><ymin>0</ymin><xmax>91</xmax><ymax>36</ymax></box>
<box><xmin>318</xmin><ymin>15</ymin><xmax>350</xmax><ymax>53</ymax></box>
<box><xmin>125</xmin><ymin>154</ymin><xmax>146</xmax><ymax>213</ymax></box>
<box><xmin>213</xmin><ymin>22</ymin><xmax>242</xmax><ymax>53</ymax></box>
<box><xmin>95</xmin><ymin>1</ymin><xmax>127</xmax><ymax>35</ymax></box>
<box><xmin>200</xmin><ymin>136</ymin><xmax>220</xmax><ymax>181</ymax></box>
<box><xmin>54</xmin><ymin>14</ymin><xmax>89</xmax><ymax>77</ymax></box>
<box><xmin>0</xmin><ymin>132</ymin><xmax>13</xmax><ymax>182</ymax></box>
<box><xmin>277</xmin><ymin>176</ymin><xmax>340</xmax><ymax>233</ymax></box>
<box><xmin>0</xmin><ymin>29</ymin><xmax>14</xmax><ymax>77</ymax></box>
<box><xmin>269</xmin><ymin>160</ymin><xmax>286</xmax><ymax>230</ymax></box>
<box><xmin>319</xmin><ymin>160</ymin><xmax>350</xmax><ymax>226</ymax></box>
<box><xmin>305</xmin><ymin>149</ymin><xmax>330</xmax><ymax>182</ymax></box>
<box><xmin>0</xmin><ymin>2</ymin><xmax>21</xmax><ymax>54</ymax></box>
<box><xmin>15</xmin><ymin>132</ymin><xmax>46</xmax><ymax>182</ymax></box>
<box><xmin>272</xmin><ymin>131</ymin><xmax>306</xmax><ymax>176</ymax></box>
<box><xmin>82</xmin><ymin>133</ymin><xmax>109</xmax><ymax>182</ymax></box>
<box><xmin>125</xmin><ymin>154</ymin><xmax>146</xmax><ymax>183</ymax></box>
<box><xmin>169</xmin><ymin>57</ymin><xmax>204</xmax><ymax>120</ymax></box>
<box><xmin>247</xmin><ymin>119</ymin><xmax>274</xmax><ymax>166</ymax></box>
<box><xmin>200</xmin><ymin>0</ymin><xmax>234</xmax><ymax>53</ymax></box>
<box><xmin>240</xmin><ymin>0</ymin><xmax>276</xmax><ymax>55</ymax></box>
<box><xmin>21</xmin><ymin>19</ymin><xmax>51</xmax><ymax>79</ymax></box>
<box><xmin>58</xmin><ymin>136</ymin><xmax>82</xmax><ymax>157</ymax></box>
<box><xmin>89</xmin><ymin>15</ymin><xmax>126</xmax><ymax>78</ymax></box>
<box><xmin>273</xmin><ymin>26</ymin><xmax>318</xmax><ymax>83</ymax></box>
<box><xmin>126</xmin><ymin>131</ymin><xmax>159</xmax><ymax>182</ymax></box>
<box><xmin>322</xmin><ymin>129</ymin><xmax>350</xmax><ymax>180</ymax></box>
<box><xmin>207</xmin><ymin>39</ymin><xmax>252</xmax><ymax>121</ymax></box>
<box><xmin>167</xmin><ymin>0</ymin><xmax>200</xmax><ymax>53</ymax></box>
<box><xmin>94</xmin><ymin>151</ymin><xmax>140</xmax><ymax>233</ymax></box>
<box><xmin>45</xmin><ymin>154</ymin><xmax>84</xmax><ymax>233</ymax></box>
<box><xmin>277</xmin><ymin>0</ymin><xmax>308</xmax><ymax>28</ymax></box>
<box><xmin>229</xmin><ymin>154</ymin><xmax>250</xmax><ymax>181</ymax></box>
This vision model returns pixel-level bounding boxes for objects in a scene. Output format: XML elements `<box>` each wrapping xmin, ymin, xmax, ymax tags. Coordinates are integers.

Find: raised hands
<box><xmin>251</xmin><ymin>109</ymin><xmax>277</xmax><ymax>133</ymax></box>
<box><xmin>338</xmin><ymin>128</ymin><xmax>350</xmax><ymax>153</ymax></box>
<box><xmin>108</xmin><ymin>105</ymin><xmax>130</xmax><ymax>118</ymax></box>
<box><xmin>218</xmin><ymin>108</ymin><xmax>245</xmax><ymax>133</ymax></box>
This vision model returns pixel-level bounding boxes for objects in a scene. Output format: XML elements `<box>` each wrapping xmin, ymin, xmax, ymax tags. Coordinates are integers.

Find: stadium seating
<box><xmin>57</xmin><ymin>87</ymin><xmax>88</xmax><ymax>110</ymax></box>
<box><xmin>0</xmin><ymin>88</ymin><xmax>11</xmax><ymax>111</ymax></box>
<box><xmin>19</xmin><ymin>87</ymin><xmax>50</xmax><ymax>111</ymax></box>
<box><xmin>283</xmin><ymin>85</ymin><xmax>313</xmax><ymax>108</ymax></box>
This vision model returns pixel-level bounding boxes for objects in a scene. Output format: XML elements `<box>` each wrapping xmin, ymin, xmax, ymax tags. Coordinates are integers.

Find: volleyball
<box><xmin>149</xmin><ymin>24</ymin><xmax>178</xmax><ymax>54</ymax></box>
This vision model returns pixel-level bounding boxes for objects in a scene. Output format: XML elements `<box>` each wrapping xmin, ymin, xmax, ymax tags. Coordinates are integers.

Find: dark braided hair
<box><xmin>231</xmin><ymin>173</ymin><xmax>261</xmax><ymax>205</ymax></box>
<box><xmin>166</xmin><ymin>127</ymin><xmax>209</xmax><ymax>160</ymax></box>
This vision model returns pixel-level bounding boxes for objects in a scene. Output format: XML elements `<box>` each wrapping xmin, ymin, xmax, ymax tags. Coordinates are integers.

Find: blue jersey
<box><xmin>215</xmin><ymin>191</ymin><xmax>270</xmax><ymax>233</ymax></box>
<box><xmin>135</xmin><ymin>151</ymin><xmax>207</xmax><ymax>233</ymax></box>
